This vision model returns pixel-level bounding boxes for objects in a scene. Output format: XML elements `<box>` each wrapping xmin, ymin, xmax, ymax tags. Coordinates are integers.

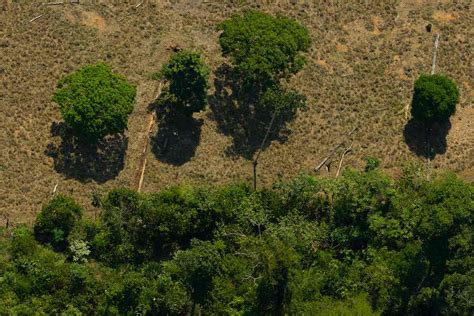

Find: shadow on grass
<box><xmin>403</xmin><ymin>118</ymin><xmax>451</xmax><ymax>159</ymax></box>
<box><xmin>208</xmin><ymin>64</ymin><xmax>296</xmax><ymax>160</ymax></box>
<box><xmin>151</xmin><ymin>112</ymin><xmax>203</xmax><ymax>166</ymax></box>
<box><xmin>45</xmin><ymin>122</ymin><xmax>127</xmax><ymax>183</ymax></box>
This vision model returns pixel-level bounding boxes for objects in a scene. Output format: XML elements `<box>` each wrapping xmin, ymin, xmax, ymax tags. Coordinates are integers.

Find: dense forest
<box><xmin>1</xmin><ymin>164</ymin><xmax>472</xmax><ymax>315</ymax></box>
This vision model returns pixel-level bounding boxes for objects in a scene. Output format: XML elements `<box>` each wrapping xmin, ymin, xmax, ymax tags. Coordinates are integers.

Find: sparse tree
<box><xmin>218</xmin><ymin>11</ymin><xmax>311</xmax><ymax>89</ymax></box>
<box><xmin>411</xmin><ymin>74</ymin><xmax>459</xmax><ymax>123</ymax></box>
<box><xmin>155</xmin><ymin>50</ymin><xmax>209</xmax><ymax>116</ymax></box>
<box><xmin>53</xmin><ymin>63</ymin><xmax>136</xmax><ymax>142</ymax></box>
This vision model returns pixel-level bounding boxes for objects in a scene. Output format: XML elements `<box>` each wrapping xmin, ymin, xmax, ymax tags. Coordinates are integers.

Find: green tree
<box><xmin>34</xmin><ymin>195</ymin><xmax>83</xmax><ymax>250</ymax></box>
<box><xmin>411</xmin><ymin>74</ymin><xmax>459</xmax><ymax>123</ymax></box>
<box><xmin>53</xmin><ymin>63</ymin><xmax>137</xmax><ymax>141</ymax></box>
<box><xmin>218</xmin><ymin>11</ymin><xmax>311</xmax><ymax>88</ymax></box>
<box><xmin>155</xmin><ymin>50</ymin><xmax>209</xmax><ymax>115</ymax></box>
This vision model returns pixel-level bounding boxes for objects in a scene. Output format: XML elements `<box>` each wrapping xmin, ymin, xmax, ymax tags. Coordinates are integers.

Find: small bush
<box><xmin>34</xmin><ymin>195</ymin><xmax>83</xmax><ymax>251</ymax></box>
<box><xmin>364</xmin><ymin>157</ymin><xmax>381</xmax><ymax>172</ymax></box>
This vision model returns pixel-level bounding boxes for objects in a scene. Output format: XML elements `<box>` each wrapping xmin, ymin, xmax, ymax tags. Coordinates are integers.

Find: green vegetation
<box><xmin>1</xmin><ymin>169</ymin><xmax>472</xmax><ymax>314</ymax></box>
<box><xmin>154</xmin><ymin>50</ymin><xmax>209</xmax><ymax>116</ymax></box>
<box><xmin>218</xmin><ymin>11</ymin><xmax>311</xmax><ymax>88</ymax></box>
<box><xmin>53</xmin><ymin>63</ymin><xmax>137</xmax><ymax>141</ymax></box>
<box><xmin>2</xmin><ymin>7</ymin><xmax>472</xmax><ymax>316</ymax></box>
<box><xmin>411</xmin><ymin>74</ymin><xmax>459</xmax><ymax>123</ymax></box>
<box><xmin>34</xmin><ymin>194</ymin><xmax>83</xmax><ymax>251</ymax></box>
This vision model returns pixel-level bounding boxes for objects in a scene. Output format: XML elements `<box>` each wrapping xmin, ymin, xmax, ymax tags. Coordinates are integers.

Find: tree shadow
<box><xmin>45</xmin><ymin>122</ymin><xmax>127</xmax><ymax>183</ymax></box>
<box><xmin>403</xmin><ymin>118</ymin><xmax>451</xmax><ymax>159</ymax></box>
<box><xmin>151</xmin><ymin>112</ymin><xmax>203</xmax><ymax>166</ymax></box>
<box><xmin>208</xmin><ymin>64</ymin><xmax>296</xmax><ymax>160</ymax></box>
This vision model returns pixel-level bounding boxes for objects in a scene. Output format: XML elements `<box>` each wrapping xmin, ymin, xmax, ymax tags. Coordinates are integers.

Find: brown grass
<box><xmin>0</xmin><ymin>0</ymin><xmax>472</xmax><ymax>225</ymax></box>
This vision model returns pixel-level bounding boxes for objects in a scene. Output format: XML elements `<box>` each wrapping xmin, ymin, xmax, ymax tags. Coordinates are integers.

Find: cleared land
<box><xmin>0</xmin><ymin>0</ymin><xmax>473</xmax><ymax>224</ymax></box>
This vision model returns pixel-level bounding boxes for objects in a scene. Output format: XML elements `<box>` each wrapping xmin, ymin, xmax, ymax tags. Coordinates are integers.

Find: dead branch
<box><xmin>431</xmin><ymin>34</ymin><xmax>440</xmax><ymax>75</ymax></box>
<box><xmin>135</xmin><ymin>2</ymin><xmax>143</xmax><ymax>8</ymax></box>
<box><xmin>43</xmin><ymin>1</ymin><xmax>64</xmax><ymax>5</ymax></box>
<box><xmin>52</xmin><ymin>180</ymin><xmax>59</xmax><ymax>195</ymax></box>
<box><xmin>29</xmin><ymin>13</ymin><xmax>47</xmax><ymax>23</ymax></box>
<box><xmin>315</xmin><ymin>127</ymin><xmax>357</xmax><ymax>172</ymax></box>
<box><xmin>336</xmin><ymin>143</ymin><xmax>353</xmax><ymax>178</ymax></box>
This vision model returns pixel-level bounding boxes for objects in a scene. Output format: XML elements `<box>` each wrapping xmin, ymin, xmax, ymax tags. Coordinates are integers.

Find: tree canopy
<box><xmin>218</xmin><ymin>11</ymin><xmax>311</xmax><ymax>88</ymax></box>
<box><xmin>155</xmin><ymin>50</ymin><xmax>209</xmax><ymax>115</ymax></box>
<box><xmin>53</xmin><ymin>63</ymin><xmax>136</xmax><ymax>141</ymax></box>
<box><xmin>1</xmin><ymin>169</ymin><xmax>473</xmax><ymax>314</ymax></box>
<box><xmin>411</xmin><ymin>74</ymin><xmax>459</xmax><ymax>123</ymax></box>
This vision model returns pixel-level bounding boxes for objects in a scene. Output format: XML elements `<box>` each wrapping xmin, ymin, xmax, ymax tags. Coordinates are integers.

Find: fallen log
<box><xmin>336</xmin><ymin>144</ymin><xmax>353</xmax><ymax>178</ymax></box>
<box><xmin>315</xmin><ymin>127</ymin><xmax>357</xmax><ymax>172</ymax></box>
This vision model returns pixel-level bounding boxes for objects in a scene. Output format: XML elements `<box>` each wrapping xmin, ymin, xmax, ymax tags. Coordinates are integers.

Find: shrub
<box><xmin>364</xmin><ymin>157</ymin><xmax>381</xmax><ymax>172</ymax></box>
<box><xmin>34</xmin><ymin>195</ymin><xmax>83</xmax><ymax>250</ymax></box>
<box><xmin>53</xmin><ymin>63</ymin><xmax>137</xmax><ymax>141</ymax></box>
<box><xmin>10</xmin><ymin>226</ymin><xmax>37</xmax><ymax>259</ymax></box>
<box><xmin>155</xmin><ymin>50</ymin><xmax>209</xmax><ymax>115</ymax></box>
<box><xmin>411</xmin><ymin>74</ymin><xmax>459</xmax><ymax>123</ymax></box>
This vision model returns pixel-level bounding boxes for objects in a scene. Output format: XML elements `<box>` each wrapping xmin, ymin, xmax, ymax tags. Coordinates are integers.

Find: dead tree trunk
<box><xmin>426</xmin><ymin>33</ymin><xmax>440</xmax><ymax>180</ymax></box>
<box><xmin>315</xmin><ymin>127</ymin><xmax>357</xmax><ymax>172</ymax></box>
<box><xmin>252</xmin><ymin>112</ymin><xmax>277</xmax><ymax>190</ymax></box>
<box><xmin>336</xmin><ymin>144</ymin><xmax>353</xmax><ymax>178</ymax></box>
<box><xmin>137</xmin><ymin>82</ymin><xmax>162</xmax><ymax>192</ymax></box>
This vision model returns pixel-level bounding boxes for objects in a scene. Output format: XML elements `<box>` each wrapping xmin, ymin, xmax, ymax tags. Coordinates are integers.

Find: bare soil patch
<box><xmin>433</xmin><ymin>11</ymin><xmax>457</xmax><ymax>22</ymax></box>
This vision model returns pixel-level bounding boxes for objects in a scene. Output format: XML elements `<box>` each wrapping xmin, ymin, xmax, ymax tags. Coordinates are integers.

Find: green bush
<box><xmin>53</xmin><ymin>63</ymin><xmax>136</xmax><ymax>141</ymax></box>
<box><xmin>34</xmin><ymin>195</ymin><xmax>82</xmax><ymax>250</ymax></box>
<box><xmin>411</xmin><ymin>74</ymin><xmax>459</xmax><ymax>123</ymax></box>
<box><xmin>364</xmin><ymin>157</ymin><xmax>381</xmax><ymax>172</ymax></box>
<box><xmin>155</xmin><ymin>50</ymin><xmax>209</xmax><ymax>115</ymax></box>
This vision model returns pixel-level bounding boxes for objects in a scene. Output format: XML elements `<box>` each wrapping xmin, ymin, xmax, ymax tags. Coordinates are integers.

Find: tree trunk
<box><xmin>252</xmin><ymin>112</ymin><xmax>277</xmax><ymax>190</ymax></box>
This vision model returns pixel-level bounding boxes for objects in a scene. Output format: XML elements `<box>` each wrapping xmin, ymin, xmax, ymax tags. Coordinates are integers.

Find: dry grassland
<box><xmin>0</xmin><ymin>0</ymin><xmax>473</xmax><ymax>224</ymax></box>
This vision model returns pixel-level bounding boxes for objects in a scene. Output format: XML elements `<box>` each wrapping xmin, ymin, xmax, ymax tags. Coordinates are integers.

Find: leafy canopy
<box><xmin>53</xmin><ymin>63</ymin><xmax>136</xmax><ymax>141</ymax></box>
<box><xmin>218</xmin><ymin>11</ymin><xmax>311</xmax><ymax>87</ymax></box>
<box><xmin>411</xmin><ymin>74</ymin><xmax>459</xmax><ymax>123</ymax></box>
<box><xmin>155</xmin><ymin>50</ymin><xmax>209</xmax><ymax>115</ymax></box>
<box><xmin>2</xmin><ymin>170</ymin><xmax>473</xmax><ymax>314</ymax></box>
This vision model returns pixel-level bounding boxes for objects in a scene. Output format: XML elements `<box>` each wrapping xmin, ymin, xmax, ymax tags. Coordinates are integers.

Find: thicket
<box><xmin>1</xmin><ymin>168</ymin><xmax>472</xmax><ymax>315</ymax></box>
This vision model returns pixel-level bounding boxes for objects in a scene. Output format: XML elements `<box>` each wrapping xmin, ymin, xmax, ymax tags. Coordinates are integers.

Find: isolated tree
<box><xmin>53</xmin><ymin>63</ymin><xmax>137</xmax><ymax>141</ymax></box>
<box><xmin>218</xmin><ymin>11</ymin><xmax>311</xmax><ymax>88</ymax></box>
<box><xmin>34</xmin><ymin>194</ymin><xmax>83</xmax><ymax>250</ymax></box>
<box><xmin>155</xmin><ymin>50</ymin><xmax>209</xmax><ymax>116</ymax></box>
<box><xmin>411</xmin><ymin>74</ymin><xmax>459</xmax><ymax>123</ymax></box>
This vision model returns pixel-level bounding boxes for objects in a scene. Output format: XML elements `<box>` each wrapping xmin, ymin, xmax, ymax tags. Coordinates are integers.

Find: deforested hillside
<box><xmin>0</xmin><ymin>0</ymin><xmax>472</xmax><ymax>224</ymax></box>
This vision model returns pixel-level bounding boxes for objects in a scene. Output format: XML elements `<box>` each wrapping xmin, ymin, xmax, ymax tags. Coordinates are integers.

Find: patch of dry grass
<box><xmin>0</xmin><ymin>0</ymin><xmax>472</xmax><ymax>225</ymax></box>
